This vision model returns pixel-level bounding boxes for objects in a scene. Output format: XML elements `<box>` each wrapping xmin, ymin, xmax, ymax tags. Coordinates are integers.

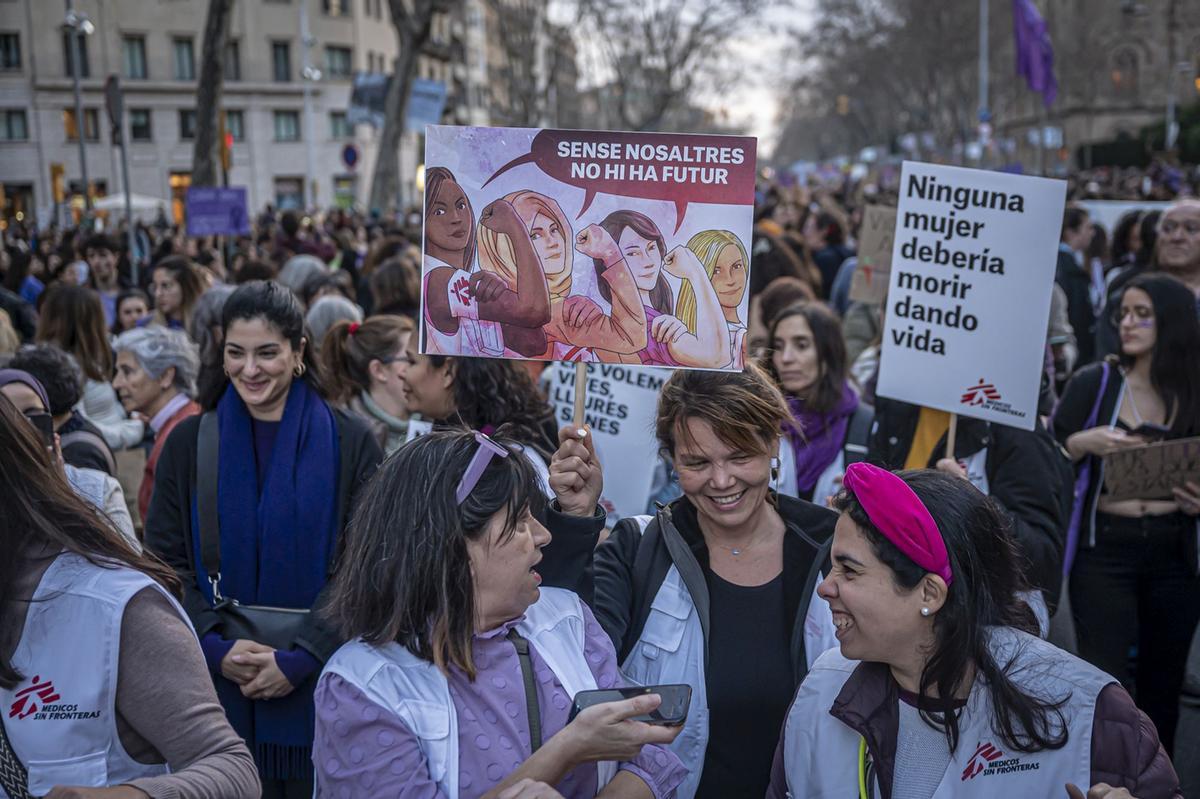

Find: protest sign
<box><xmin>1103</xmin><ymin>436</ymin><xmax>1200</xmax><ymax>502</ymax></box>
<box><xmin>875</xmin><ymin>162</ymin><xmax>1066</xmax><ymax>431</ymax></box>
<box><xmin>848</xmin><ymin>205</ymin><xmax>896</xmax><ymax>304</ymax></box>
<box><xmin>545</xmin><ymin>362</ymin><xmax>664</xmax><ymax>518</ymax></box>
<box><xmin>405</xmin><ymin>419</ymin><xmax>433</xmax><ymax>443</ymax></box>
<box><xmin>185</xmin><ymin>187</ymin><xmax>249</xmax><ymax>237</ymax></box>
<box><xmin>420</xmin><ymin>125</ymin><xmax>757</xmax><ymax>370</ymax></box>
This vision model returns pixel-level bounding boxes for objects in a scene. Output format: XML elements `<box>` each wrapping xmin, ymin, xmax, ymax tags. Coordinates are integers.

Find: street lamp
<box><xmin>64</xmin><ymin>3</ymin><xmax>95</xmax><ymax>213</ymax></box>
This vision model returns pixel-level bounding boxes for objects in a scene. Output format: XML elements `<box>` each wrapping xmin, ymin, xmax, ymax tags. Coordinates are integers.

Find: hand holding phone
<box><xmin>568</xmin><ymin>684</ymin><xmax>691</xmax><ymax>726</ymax></box>
<box><xmin>559</xmin><ymin>689</ymin><xmax>685</xmax><ymax>764</ymax></box>
<box><xmin>1129</xmin><ymin>423</ymin><xmax>1170</xmax><ymax>442</ymax></box>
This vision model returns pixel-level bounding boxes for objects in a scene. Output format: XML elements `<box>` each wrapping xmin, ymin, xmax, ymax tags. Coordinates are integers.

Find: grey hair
<box><xmin>305</xmin><ymin>295</ymin><xmax>363</xmax><ymax>352</ymax></box>
<box><xmin>278</xmin><ymin>255</ymin><xmax>328</xmax><ymax>296</ymax></box>
<box><xmin>113</xmin><ymin>326</ymin><xmax>200</xmax><ymax>397</ymax></box>
<box><xmin>188</xmin><ymin>284</ymin><xmax>235</xmax><ymax>366</ymax></box>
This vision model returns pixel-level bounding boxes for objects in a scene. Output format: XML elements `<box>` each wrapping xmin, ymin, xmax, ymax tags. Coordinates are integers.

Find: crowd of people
<box><xmin>1</xmin><ymin>172</ymin><xmax>1198</xmax><ymax>799</ymax></box>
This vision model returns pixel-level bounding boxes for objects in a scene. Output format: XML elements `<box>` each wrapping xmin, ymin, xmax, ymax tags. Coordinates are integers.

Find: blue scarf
<box><xmin>199</xmin><ymin>379</ymin><xmax>339</xmax><ymax>778</ymax></box>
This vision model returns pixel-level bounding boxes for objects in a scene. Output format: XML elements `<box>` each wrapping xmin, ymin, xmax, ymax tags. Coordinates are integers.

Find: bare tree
<box><xmin>368</xmin><ymin>0</ymin><xmax>442</xmax><ymax>213</ymax></box>
<box><xmin>575</xmin><ymin>0</ymin><xmax>768</xmax><ymax>132</ymax></box>
<box><xmin>484</xmin><ymin>0</ymin><xmax>545</xmax><ymax>126</ymax></box>
<box><xmin>191</xmin><ymin>0</ymin><xmax>234</xmax><ymax>187</ymax></box>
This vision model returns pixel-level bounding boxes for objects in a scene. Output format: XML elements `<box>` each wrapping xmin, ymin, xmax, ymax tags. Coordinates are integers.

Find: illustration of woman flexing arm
<box><xmin>676</xmin><ymin>230</ymin><xmax>750</xmax><ymax>369</ymax></box>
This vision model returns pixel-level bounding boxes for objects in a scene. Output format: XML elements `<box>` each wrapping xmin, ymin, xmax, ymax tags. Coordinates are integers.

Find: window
<box><xmin>122</xmin><ymin>35</ymin><xmax>147</xmax><ymax>79</ymax></box>
<box><xmin>173</xmin><ymin>37</ymin><xmax>195</xmax><ymax>80</ymax></box>
<box><xmin>64</xmin><ymin>108</ymin><xmax>100</xmax><ymax>141</ymax></box>
<box><xmin>271</xmin><ymin>41</ymin><xmax>291</xmax><ymax>82</ymax></box>
<box><xmin>323</xmin><ymin>0</ymin><xmax>351</xmax><ymax>16</ymax></box>
<box><xmin>325</xmin><ymin>46</ymin><xmax>352</xmax><ymax>78</ymax></box>
<box><xmin>129</xmin><ymin>108</ymin><xmax>152</xmax><ymax>141</ymax></box>
<box><xmin>1</xmin><ymin>109</ymin><xmax>28</xmax><ymax>140</ymax></box>
<box><xmin>179</xmin><ymin>109</ymin><xmax>196</xmax><ymax>140</ymax></box>
<box><xmin>1111</xmin><ymin>49</ymin><xmax>1139</xmax><ymax>99</ymax></box>
<box><xmin>330</xmin><ymin>111</ymin><xmax>351</xmax><ymax>138</ymax></box>
<box><xmin>0</xmin><ymin>33</ymin><xmax>20</xmax><ymax>71</ymax></box>
<box><xmin>225</xmin><ymin>39</ymin><xmax>241</xmax><ymax>81</ymax></box>
<box><xmin>274</xmin><ymin>176</ymin><xmax>303</xmax><ymax>210</ymax></box>
<box><xmin>225</xmin><ymin>109</ymin><xmax>244</xmax><ymax>141</ymax></box>
<box><xmin>62</xmin><ymin>30</ymin><xmax>90</xmax><ymax>78</ymax></box>
<box><xmin>273</xmin><ymin>110</ymin><xmax>300</xmax><ymax>141</ymax></box>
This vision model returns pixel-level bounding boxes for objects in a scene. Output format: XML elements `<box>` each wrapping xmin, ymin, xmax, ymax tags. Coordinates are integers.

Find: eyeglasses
<box><xmin>1160</xmin><ymin>219</ymin><xmax>1200</xmax><ymax>236</ymax></box>
<box><xmin>1110</xmin><ymin>306</ymin><xmax>1155</xmax><ymax>328</ymax></box>
<box><xmin>379</xmin><ymin>353</ymin><xmax>416</xmax><ymax>367</ymax></box>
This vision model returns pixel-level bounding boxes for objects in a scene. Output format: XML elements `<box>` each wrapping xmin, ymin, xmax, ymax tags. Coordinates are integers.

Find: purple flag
<box><xmin>1012</xmin><ymin>0</ymin><xmax>1057</xmax><ymax>107</ymax></box>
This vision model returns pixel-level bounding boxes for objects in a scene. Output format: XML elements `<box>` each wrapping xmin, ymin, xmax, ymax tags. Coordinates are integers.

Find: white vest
<box><xmin>781</xmin><ymin>627</ymin><xmax>1114</xmax><ymax>798</ymax></box>
<box><xmin>776</xmin><ymin>436</ymin><xmax>846</xmax><ymax>508</ymax></box>
<box><xmin>1</xmin><ymin>553</ymin><xmax>192</xmax><ymax>797</ymax></box>
<box><xmin>622</xmin><ymin>517</ymin><xmax>837</xmax><ymax>799</ymax></box>
<box><xmin>321</xmin><ymin>588</ymin><xmax>616</xmax><ymax>798</ymax></box>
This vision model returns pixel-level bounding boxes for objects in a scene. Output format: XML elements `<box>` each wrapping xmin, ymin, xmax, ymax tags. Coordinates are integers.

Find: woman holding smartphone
<box><xmin>313</xmin><ymin>431</ymin><xmax>685</xmax><ymax>798</ymax></box>
<box><xmin>1052</xmin><ymin>273</ymin><xmax>1200</xmax><ymax>755</ymax></box>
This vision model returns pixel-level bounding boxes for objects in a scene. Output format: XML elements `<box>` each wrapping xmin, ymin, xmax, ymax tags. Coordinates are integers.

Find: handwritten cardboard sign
<box><xmin>848</xmin><ymin>205</ymin><xmax>896</xmax><ymax>305</ymax></box>
<box><xmin>1103</xmin><ymin>436</ymin><xmax>1200</xmax><ymax>502</ymax></box>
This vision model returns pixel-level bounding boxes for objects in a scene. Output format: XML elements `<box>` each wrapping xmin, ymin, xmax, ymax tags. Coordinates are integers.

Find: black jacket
<box><xmin>1055</xmin><ymin>247</ymin><xmax>1097</xmax><ymax>365</ymax></box>
<box><xmin>0</xmin><ymin>286</ymin><xmax>36</xmax><ymax>342</ymax></box>
<box><xmin>143</xmin><ymin>408</ymin><xmax>382</xmax><ymax>662</ymax></box>
<box><xmin>564</xmin><ymin>494</ymin><xmax>837</xmax><ymax>681</ymax></box>
<box><xmin>868</xmin><ymin>397</ymin><xmax>1069</xmax><ymax>612</ymax></box>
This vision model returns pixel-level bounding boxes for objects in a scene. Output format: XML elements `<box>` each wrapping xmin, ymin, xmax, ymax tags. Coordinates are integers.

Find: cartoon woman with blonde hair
<box><xmin>676</xmin><ymin>229</ymin><xmax>750</xmax><ymax>368</ymax></box>
<box><xmin>477</xmin><ymin>190</ymin><xmax>646</xmax><ymax>361</ymax></box>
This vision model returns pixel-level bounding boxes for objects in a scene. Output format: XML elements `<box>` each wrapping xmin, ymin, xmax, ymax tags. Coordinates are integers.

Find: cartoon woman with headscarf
<box><xmin>476</xmin><ymin>190</ymin><xmax>646</xmax><ymax>362</ymax></box>
<box><xmin>676</xmin><ymin>230</ymin><xmax>750</xmax><ymax>369</ymax></box>
<box><xmin>591</xmin><ymin>210</ymin><xmax>727</xmax><ymax>367</ymax></box>
<box><xmin>422</xmin><ymin>167</ymin><xmax>551</xmax><ymax>357</ymax></box>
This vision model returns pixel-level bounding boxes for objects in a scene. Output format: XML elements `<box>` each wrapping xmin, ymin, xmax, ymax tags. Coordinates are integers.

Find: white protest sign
<box><xmin>876</xmin><ymin>161</ymin><xmax>1065</xmax><ymax>430</ymax></box>
<box><xmin>545</xmin><ymin>362</ymin><xmax>663</xmax><ymax>518</ymax></box>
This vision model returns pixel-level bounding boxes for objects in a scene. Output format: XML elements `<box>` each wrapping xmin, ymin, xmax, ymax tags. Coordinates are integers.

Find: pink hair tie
<box><xmin>842</xmin><ymin>462</ymin><xmax>954</xmax><ymax>586</ymax></box>
<box><xmin>348</xmin><ymin>322</ymin><xmax>361</xmax><ymax>335</ymax></box>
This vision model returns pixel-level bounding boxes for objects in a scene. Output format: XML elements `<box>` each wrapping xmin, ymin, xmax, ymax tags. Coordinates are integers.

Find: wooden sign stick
<box><xmin>945</xmin><ymin>412</ymin><xmax>958</xmax><ymax>462</ymax></box>
<box><xmin>573</xmin><ymin>361</ymin><xmax>587</xmax><ymax>428</ymax></box>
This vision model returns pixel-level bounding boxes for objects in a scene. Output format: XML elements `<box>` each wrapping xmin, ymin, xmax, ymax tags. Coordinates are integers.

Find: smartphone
<box><xmin>26</xmin><ymin>411</ymin><xmax>55</xmax><ymax>448</ymax></box>
<box><xmin>1130</xmin><ymin>423</ymin><xmax>1170</xmax><ymax>442</ymax></box>
<box><xmin>567</xmin><ymin>684</ymin><xmax>692</xmax><ymax>726</ymax></box>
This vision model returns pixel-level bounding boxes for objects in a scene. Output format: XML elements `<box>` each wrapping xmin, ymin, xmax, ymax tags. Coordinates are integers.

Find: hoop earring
<box><xmin>294</xmin><ymin>362</ymin><xmax>307</xmax><ymax>377</ymax></box>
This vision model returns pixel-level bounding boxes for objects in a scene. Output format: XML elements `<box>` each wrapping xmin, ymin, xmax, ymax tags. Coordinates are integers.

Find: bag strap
<box><xmin>506</xmin><ymin>629</ymin><xmax>543</xmax><ymax>752</ymax></box>
<box><xmin>843</xmin><ymin>404</ymin><xmax>873</xmax><ymax>466</ymax></box>
<box><xmin>196</xmin><ymin>411</ymin><xmax>224</xmax><ymax>600</ymax></box>
<box><xmin>0</xmin><ymin>715</ymin><xmax>33</xmax><ymax>799</ymax></box>
<box><xmin>59</xmin><ymin>428</ymin><xmax>116</xmax><ymax>475</ymax></box>
<box><xmin>1083</xmin><ymin>362</ymin><xmax>1112</xmax><ymax>430</ymax></box>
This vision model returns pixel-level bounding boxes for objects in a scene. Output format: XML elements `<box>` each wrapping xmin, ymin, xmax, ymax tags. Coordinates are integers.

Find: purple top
<box><xmin>639</xmin><ymin>306</ymin><xmax>683</xmax><ymax>367</ymax></box>
<box><xmin>313</xmin><ymin>602</ymin><xmax>687</xmax><ymax>798</ymax></box>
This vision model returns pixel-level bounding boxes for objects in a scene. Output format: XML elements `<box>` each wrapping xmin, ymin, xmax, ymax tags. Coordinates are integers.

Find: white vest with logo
<box><xmin>1</xmin><ymin>553</ymin><xmax>192</xmax><ymax>797</ymax></box>
<box><xmin>781</xmin><ymin>627</ymin><xmax>1114</xmax><ymax>798</ymax></box>
<box><xmin>321</xmin><ymin>588</ymin><xmax>616</xmax><ymax>798</ymax></box>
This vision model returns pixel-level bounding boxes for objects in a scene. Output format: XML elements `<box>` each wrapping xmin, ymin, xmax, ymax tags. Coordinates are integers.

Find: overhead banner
<box><xmin>545</xmin><ymin>362</ymin><xmax>664</xmax><ymax>519</ymax></box>
<box><xmin>420</xmin><ymin>125</ymin><xmax>757</xmax><ymax>369</ymax></box>
<box><xmin>875</xmin><ymin>161</ymin><xmax>1066</xmax><ymax>430</ymax></box>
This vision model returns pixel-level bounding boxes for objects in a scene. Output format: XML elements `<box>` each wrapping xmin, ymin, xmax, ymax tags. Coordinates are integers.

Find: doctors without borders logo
<box><xmin>960</xmin><ymin>378</ymin><xmax>1027</xmax><ymax>421</ymax></box>
<box><xmin>961</xmin><ymin>741</ymin><xmax>1040</xmax><ymax>780</ymax></box>
<box><xmin>7</xmin><ymin>675</ymin><xmax>99</xmax><ymax>721</ymax></box>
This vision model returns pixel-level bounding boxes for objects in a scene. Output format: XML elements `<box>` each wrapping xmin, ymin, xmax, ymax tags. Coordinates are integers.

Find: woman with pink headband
<box><xmin>769</xmin><ymin>465</ymin><xmax>1182</xmax><ymax>799</ymax></box>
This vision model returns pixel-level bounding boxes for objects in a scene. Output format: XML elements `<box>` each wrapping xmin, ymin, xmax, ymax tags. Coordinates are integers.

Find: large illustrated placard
<box><xmin>421</xmin><ymin>126</ymin><xmax>757</xmax><ymax>370</ymax></box>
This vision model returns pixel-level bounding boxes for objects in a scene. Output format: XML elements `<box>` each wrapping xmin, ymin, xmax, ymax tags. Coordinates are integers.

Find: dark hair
<box><xmin>235</xmin><ymin>259</ymin><xmax>278</xmax><ymax>284</ymax></box>
<box><xmin>1139</xmin><ymin>211</ymin><xmax>1162</xmax><ymax>268</ymax></box>
<box><xmin>1060</xmin><ymin>205</ymin><xmax>1089</xmax><ymax>239</ymax></box>
<box><xmin>750</xmin><ymin>233</ymin><xmax>816</xmax><ymax>297</ymax></box>
<box><xmin>82</xmin><ymin>233</ymin><xmax>119</xmax><ymax>256</ymax></box>
<box><xmin>151</xmin><ymin>256</ymin><xmax>207</xmax><ymax>326</ymax></box>
<box><xmin>765</xmin><ymin>302</ymin><xmax>848</xmax><ymax>414</ymax></box>
<box><xmin>280</xmin><ymin>210</ymin><xmax>301</xmax><ymax>239</ymax></box>
<box><xmin>326</xmin><ymin>430</ymin><xmax>540</xmax><ymax>677</ymax></box>
<box><xmin>757</xmin><ymin>276</ymin><xmax>817</xmax><ymax>331</ymax></box>
<box><xmin>211</xmin><ymin>280</ymin><xmax>325</xmax><ymax>408</ymax></box>
<box><xmin>1085</xmin><ymin>224</ymin><xmax>1108</xmax><ymax>264</ymax></box>
<box><xmin>301</xmin><ymin>272</ymin><xmax>355</xmax><ymax>307</ymax></box>
<box><xmin>656</xmin><ymin>362</ymin><xmax>789</xmax><ymax>457</ymax></box>
<box><xmin>1111</xmin><ymin>210</ymin><xmax>1142</xmax><ymax>266</ymax></box>
<box><xmin>834</xmin><ymin>469</ymin><xmax>1066</xmax><ymax>755</ymax></box>
<box><xmin>1119</xmin><ymin>273</ymin><xmax>1200</xmax><ymax>436</ymax></box>
<box><xmin>424</xmin><ymin>167</ymin><xmax>476</xmax><ymax>271</ymax></box>
<box><xmin>814</xmin><ymin>211</ymin><xmax>845</xmax><ymax>247</ymax></box>
<box><xmin>596</xmin><ymin>210</ymin><xmax>671</xmax><ymax>314</ymax></box>
<box><xmin>361</xmin><ymin>235</ymin><xmax>412</xmax><ymax>278</ymax></box>
<box><xmin>2</xmin><ymin>245</ymin><xmax>33</xmax><ymax>294</ymax></box>
<box><xmin>369</xmin><ymin>256</ymin><xmax>421</xmax><ymax>318</ymax></box>
<box><xmin>35</xmin><ymin>286</ymin><xmax>113</xmax><ymax>382</ymax></box>
<box><xmin>0</xmin><ymin>394</ymin><xmax>181</xmax><ymax>689</ymax></box>
<box><xmin>110</xmin><ymin>288</ymin><xmax>151</xmax><ymax>336</ymax></box>
<box><xmin>9</xmin><ymin>343</ymin><xmax>84</xmax><ymax>415</ymax></box>
<box><xmin>321</xmin><ymin>315</ymin><xmax>414</xmax><ymax>404</ymax></box>
<box><xmin>426</xmin><ymin>355</ymin><xmax>556</xmax><ymax>459</ymax></box>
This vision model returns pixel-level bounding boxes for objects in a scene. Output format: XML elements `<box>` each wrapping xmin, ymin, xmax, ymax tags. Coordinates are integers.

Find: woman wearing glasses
<box><xmin>1052</xmin><ymin>273</ymin><xmax>1200</xmax><ymax>756</ymax></box>
<box><xmin>321</xmin><ymin>314</ymin><xmax>418</xmax><ymax>455</ymax></box>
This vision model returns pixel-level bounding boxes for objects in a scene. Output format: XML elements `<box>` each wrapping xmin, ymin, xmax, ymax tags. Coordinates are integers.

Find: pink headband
<box><xmin>842</xmin><ymin>462</ymin><xmax>953</xmax><ymax>586</ymax></box>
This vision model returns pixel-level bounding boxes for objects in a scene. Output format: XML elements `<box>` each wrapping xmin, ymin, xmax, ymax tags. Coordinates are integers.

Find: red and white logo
<box><xmin>961</xmin><ymin>741</ymin><xmax>1004</xmax><ymax>781</ymax></box>
<box><xmin>451</xmin><ymin>276</ymin><xmax>473</xmax><ymax>307</ymax></box>
<box><xmin>8</xmin><ymin>675</ymin><xmax>60</xmax><ymax>720</ymax></box>
<box><xmin>961</xmin><ymin>378</ymin><xmax>1002</xmax><ymax>406</ymax></box>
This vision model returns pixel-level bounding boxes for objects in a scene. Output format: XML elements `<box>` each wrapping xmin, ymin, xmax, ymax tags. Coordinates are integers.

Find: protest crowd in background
<box><xmin>2</xmin><ymin>140</ymin><xmax>1200</xmax><ymax>799</ymax></box>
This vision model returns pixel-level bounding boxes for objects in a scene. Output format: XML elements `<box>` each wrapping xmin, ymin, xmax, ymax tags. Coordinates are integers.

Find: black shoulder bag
<box><xmin>197</xmin><ymin>411</ymin><xmax>309</xmax><ymax>649</ymax></box>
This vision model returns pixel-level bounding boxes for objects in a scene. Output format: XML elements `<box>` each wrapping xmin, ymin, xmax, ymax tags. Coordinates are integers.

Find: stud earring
<box><xmin>920</xmin><ymin>607</ymin><xmax>931</xmax><ymax>617</ymax></box>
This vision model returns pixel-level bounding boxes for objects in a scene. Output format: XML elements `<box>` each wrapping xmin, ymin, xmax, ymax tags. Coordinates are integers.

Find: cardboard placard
<box><xmin>875</xmin><ymin>162</ymin><xmax>1066</xmax><ymax>431</ymax></box>
<box><xmin>848</xmin><ymin>205</ymin><xmax>896</xmax><ymax>305</ymax></box>
<box><xmin>1103</xmin><ymin>436</ymin><xmax>1200</xmax><ymax>502</ymax></box>
<box><xmin>420</xmin><ymin>125</ymin><xmax>757</xmax><ymax>370</ymax></box>
<box><xmin>545</xmin><ymin>362</ymin><xmax>663</xmax><ymax>519</ymax></box>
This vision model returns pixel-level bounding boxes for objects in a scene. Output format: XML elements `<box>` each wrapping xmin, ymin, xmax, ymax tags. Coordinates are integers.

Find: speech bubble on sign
<box><xmin>482</xmin><ymin>129</ymin><xmax>757</xmax><ymax>234</ymax></box>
